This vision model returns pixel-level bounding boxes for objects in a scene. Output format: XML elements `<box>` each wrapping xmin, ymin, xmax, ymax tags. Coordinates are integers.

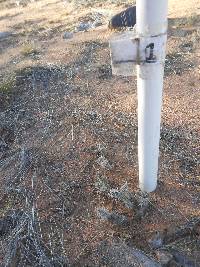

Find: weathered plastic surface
<box><xmin>109</xmin><ymin>30</ymin><xmax>167</xmax><ymax>77</ymax></box>
<box><xmin>109</xmin><ymin>31</ymin><xmax>138</xmax><ymax>76</ymax></box>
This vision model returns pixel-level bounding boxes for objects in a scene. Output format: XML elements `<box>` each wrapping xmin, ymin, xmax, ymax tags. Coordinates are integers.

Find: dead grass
<box><xmin>0</xmin><ymin>75</ymin><xmax>16</xmax><ymax>93</ymax></box>
<box><xmin>165</xmin><ymin>51</ymin><xmax>194</xmax><ymax>75</ymax></box>
<box><xmin>0</xmin><ymin>0</ymin><xmax>200</xmax><ymax>266</ymax></box>
<box><xmin>69</xmin><ymin>0</ymin><xmax>136</xmax><ymax>8</ymax></box>
<box><xmin>21</xmin><ymin>42</ymin><xmax>39</xmax><ymax>56</ymax></box>
<box><xmin>0</xmin><ymin>38</ymin><xmax>199</xmax><ymax>265</ymax></box>
<box><xmin>173</xmin><ymin>13</ymin><xmax>200</xmax><ymax>27</ymax></box>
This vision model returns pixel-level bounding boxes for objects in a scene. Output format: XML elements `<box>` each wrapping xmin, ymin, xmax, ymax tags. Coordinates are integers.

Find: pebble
<box><xmin>155</xmin><ymin>250</ymin><xmax>174</xmax><ymax>265</ymax></box>
<box><xmin>148</xmin><ymin>231</ymin><xmax>164</xmax><ymax>249</ymax></box>
<box><xmin>97</xmin><ymin>207</ymin><xmax>129</xmax><ymax>227</ymax></box>
<box><xmin>96</xmin><ymin>155</ymin><xmax>113</xmax><ymax>170</ymax></box>
<box><xmin>94</xmin><ymin>176</ymin><xmax>110</xmax><ymax>193</ymax></box>
<box><xmin>75</xmin><ymin>19</ymin><xmax>103</xmax><ymax>32</ymax></box>
<box><xmin>0</xmin><ymin>32</ymin><xmax>12</xmax><ymax>39</ymax></box>
<box><xmin>109</xmin><ymin>183</ymin><xmax>135</xmax><ymax>209</ymax></box>
<box><xmin>63</xmin><ymin>31</ymin><xmax>73</xmax><ymax>40</ymax></box>
<box><xmin>98</xmin><ymin>240</ymin><xmax>162</xmax><ymax>267</ymax></box>
<box><xmin>75</xmin><ymin>22</ymin><xmax>92</xmax><ymax>32</ymax></box>
<box><xmin>175</xmin><ymin>29</ymin><xmax>187</xmax><ymax>37</ymax></box>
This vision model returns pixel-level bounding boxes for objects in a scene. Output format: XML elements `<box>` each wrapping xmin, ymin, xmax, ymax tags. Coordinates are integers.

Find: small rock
<box><xmin>175</xmin><ymin>29</ymin><xmax>187</xmax><ymax>37</ymax></box>
<box><xmin>155</xmin><ymin>249</ymin><xmax>173</xmax><ymax>265</ymax></box>
<box><xmin>136</xmin><ymin>192</ymin><xmax>150</xmax><ymax>218</ymax></box>
<box><xmin>97</xmin><ymin>207</ymin><xmax>129</xmax><ymax>227</ymax></box>
<box><xmin>94</xmin><ymin>176</ymin><xmax>110</xmax><ymax>193</ymax></box>
<box><xmin>180</xmin><ymin>41</ymin><xmax>193</xmax><ymax>52</ymax></box>
<box><xmin>75</xmin><ymin>22</ymin><xmax>92</xmax><ymax>32</ymax></box>
<box><xmin>0</xmin><ymin>140</ymin><xmax>9</xmax><ymax>153</ymax></box>
<box><xmin>98</xmin><ymin>240</ymin><xmax>162</xmax><ymax>267</ymax></box>
<box><xmin>92</xmin><ymin>21</ymin><xmax>103</xmax><ymax>27</ymax></box>
<box><xmin>148</xmin><ymin>231</ymin><xmax>164</xmax><ymax>249</ymax></box>
<box><xmin>0</xmin><ymin>32</ymin><xmax>12</xmax><ymax>39</ymax></box>
<box><xmin>109</xmin><ymin>182</ymin><xmax>135</xmax><ymax>209</ymax></box>
<box><xmin>63</xmin><ymin>31</ymin><xmax>73</xmax><ymax>40</ymax></box>
<box><xmin>169</xmin><ymin>249</ymin><xmax>197</xmax><ymax>267</ymax></box>
<box><xmin>96</xmin><ymin>156</ymin><xmax>113</xmax><ymax>170</ymax></box>
<box><xmin>96</xmin><ymin>143</ymin><xmax>107</xmax><ymax>156</ymax></box>
<box><xmin>87</xmin><ymin>111</ymin><xmax>102</xmax><ymax>123</ymax></box>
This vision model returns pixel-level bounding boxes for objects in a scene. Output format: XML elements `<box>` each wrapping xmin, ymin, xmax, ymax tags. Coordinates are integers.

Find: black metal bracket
<box><xmin>145</xmin><ymin>43</ymin><xmax>157</xmax><ymax>63</ymax></box>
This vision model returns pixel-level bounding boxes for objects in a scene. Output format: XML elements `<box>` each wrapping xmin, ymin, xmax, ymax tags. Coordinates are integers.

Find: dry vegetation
<box><xmin>0</xmin><ymin>0</ymin><xmax>200</xmax><ymax>266</ymax></box>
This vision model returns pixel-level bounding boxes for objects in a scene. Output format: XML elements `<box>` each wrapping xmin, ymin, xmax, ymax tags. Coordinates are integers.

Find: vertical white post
<box><xmin>136</xmin><ymin>0</ymin><xmax>168</xmax><ymax>192</ymax></box>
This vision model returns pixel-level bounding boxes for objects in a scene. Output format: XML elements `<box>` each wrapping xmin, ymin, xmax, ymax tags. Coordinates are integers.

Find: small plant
<box><xmin>15</xmin><ymin>67</ymin><xmax>33</xmax><ymax>77</ymax></box>
<box><xmin>95</xmin><ymin>176</ymin><xmax>111</xmax><ymax>193</ymax></box>
<box><xmin>185</xmin><ymin>13</ymin><xmax>200</xmax><ymax>26</ymax></box>
<box><xmin>173</xmin><ymin>14</ymin><xmax>200</xmax><ymax>27</ymax></box>
<box><xmin>21</xmin><ymin>43</ymin><xmax>39</xmax><ymax>56</ymax></box>
<box><xmin>0</xmin><ymin>75</ymin><xmax>16</xmax><ymax>93</ymax></box>
<box><xmin>97</xmin><ymin>207</ymin><xmax>129</xmax><ymax>226</ymax></box>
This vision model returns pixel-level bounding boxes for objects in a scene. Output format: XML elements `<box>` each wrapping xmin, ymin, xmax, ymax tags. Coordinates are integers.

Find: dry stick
<box><xmin>15</xmin><ymin>168</ymin><xmax>50</xmax><ymax>265</ymax></box>
<box><xmin>61</xmin><ymin>202</ymin><xmax>65</xmax><ymax>255</ymax></box>
<box><xmin>38</xmin><ymin>176</ymin><xmax>66</xmax><ymax>263</ymax></box>
<box><xmin>20</xmin><ymin>241</ymin><xmax>40</xmax><ymax>265</ymax></box>
<box><xmin>41</xmin><ymin>176</ymin><xmax>64</xmax><ymax>202</ymax></box>
<box><xmin>48</xmin><ymin>227</ymin><xmax>54</xmax><ymax>262</ymax></box>
<box><xmin>4</xmin><ymin>214</ymin><xmax>28</xmax><ymax>267</ymax></box>
<box><xmin>71</xmin><ymin>124</ymin><xmax>74</xmax><ymax>141</ymax></box>
<box><xmin>31</xmin><ymin>171</ymin><xmax>36</xmax><ymax>224</ymax></box>
<box><xmin>52</xmin><ymin>221</ymin><xmax>66</xmax><ymax>264</ymax></box>
<box><xmin>35</xmin><ymin>201</ymin><xmax>43</xmax><ymax>240</ymax></box>
<box><xmin>28</xmin><ymin>210</ymin><xmax>52</xmax><ymax>267</ymax></box>
<box><xmin>29</xmin><ymin>235</ymin><xmax>52</xmax><ymax>267</ymax></box>
<box><xmin>47</xmin><ymin>222</ymin><xmax>64</xmax><ymax>265</ymax></box>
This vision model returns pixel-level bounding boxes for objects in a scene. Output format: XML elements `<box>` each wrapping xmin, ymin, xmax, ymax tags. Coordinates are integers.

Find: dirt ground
<box><xmin>0</xmin><ymin>0</ymin><xmax>200</xmax><ymax>266</ymax></box>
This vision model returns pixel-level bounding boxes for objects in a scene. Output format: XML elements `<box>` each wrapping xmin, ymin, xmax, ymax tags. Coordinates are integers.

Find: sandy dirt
<box><xmin>0</xmin><ymin>0</ymin><xmax>200</xmax><ymax>266</ymax></box>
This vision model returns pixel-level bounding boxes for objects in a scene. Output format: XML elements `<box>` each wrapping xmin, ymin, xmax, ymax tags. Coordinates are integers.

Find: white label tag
<box><xmin>109</xmin><ymin>31</ymin><xmax>138</xmax><ymax>77</ymax></box>
<box><xmin>109</xmin><ymin>31</ymin><xmax>167</xmax><ymax>77</ymax></box>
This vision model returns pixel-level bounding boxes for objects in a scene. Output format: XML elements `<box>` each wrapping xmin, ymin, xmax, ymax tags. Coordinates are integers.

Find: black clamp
<box><xmin>145</xmin><ymin>43</ymin><xmax>157</xmax><ymax>63</ymax></box>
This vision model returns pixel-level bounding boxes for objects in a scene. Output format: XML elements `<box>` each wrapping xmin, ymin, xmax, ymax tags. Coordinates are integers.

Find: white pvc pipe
<box><xmin>136</xmin><ymin>0</ymin><xmax>168</xmax><ymax>192</ymax></box>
